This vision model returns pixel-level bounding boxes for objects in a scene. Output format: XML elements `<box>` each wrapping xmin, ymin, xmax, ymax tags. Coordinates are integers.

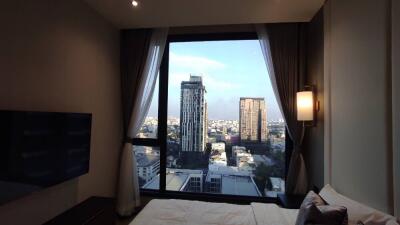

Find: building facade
<box><xmin>239</xmin><ymin>97</ymin><xmax>267</xmax><ymax>142</ymax></box>
<box><xmin>180</xmin><ymin>75</ymin><xmax>207</xmax><ymax>153</ymax></box>
<box><xmin>136</xmin><ymin>153</ymin><xmax>160</xmax><ymax>186</ymax></box>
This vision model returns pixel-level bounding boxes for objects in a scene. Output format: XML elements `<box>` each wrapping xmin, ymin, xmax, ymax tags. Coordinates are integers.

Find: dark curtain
<box><xmin>267</xmin><ymin>23</ymin><xmax>308</xmax><ymax>195</ymax></box>
<box><xmin>120</xmin><ymin>29</ymin><xmax>152</xmax><ymax>137</ymax></box>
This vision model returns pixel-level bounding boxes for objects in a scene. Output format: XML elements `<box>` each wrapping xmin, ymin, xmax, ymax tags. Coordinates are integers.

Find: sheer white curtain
<box><xmin>116</xmin><ymin>28</ymin><xmax>168</xmax><ymax>216</ymax></box>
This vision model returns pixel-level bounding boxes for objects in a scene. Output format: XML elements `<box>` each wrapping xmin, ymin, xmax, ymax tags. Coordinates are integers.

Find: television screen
<box><xmin>0</xmin><ymin>110</ymin><xmax>91</xmax><ymax>205</ymax></box>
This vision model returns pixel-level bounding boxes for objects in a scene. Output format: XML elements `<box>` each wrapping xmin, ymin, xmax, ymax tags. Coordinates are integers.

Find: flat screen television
<box><xmin>0</xmin><ymin>110</ymin><xmax>92</xmax><ymax>205</ymax></box>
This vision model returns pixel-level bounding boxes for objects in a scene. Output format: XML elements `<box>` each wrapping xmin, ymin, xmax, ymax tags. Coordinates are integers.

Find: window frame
<box><xmin>132</xmin><ymin>31</ymin><xmax>291</xmax><ymax>204</ymax></box>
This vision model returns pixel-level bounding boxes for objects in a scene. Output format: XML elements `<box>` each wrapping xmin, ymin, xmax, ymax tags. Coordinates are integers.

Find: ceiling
<box><xmin>84</xmin><ymin>0</ymin><xmax>325</xmax><ymax>29</ymax></box>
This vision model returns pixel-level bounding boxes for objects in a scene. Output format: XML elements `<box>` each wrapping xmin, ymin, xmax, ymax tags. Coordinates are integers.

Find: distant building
<box><xmin>265</xmin><ymin>177</ymin><xmax>285</xmax><ymax>197</ymax></box>
<box><xmin>211</xmin><ymin>142</ymin><xmax>225</xmax><ymax>153</ymax></box>
<box><xmin>231</xmin><ymin>146</ymin><xmax>256</xmax><ymax>173</ymax></box>
<box><xmin>215</xmin><ymin>134</ymin><xmax>225</xmax><ymax>142</ymax></box>
<box><xmin>204</xmin><ymin>101</ymin><xmax>208</xmax><ymax>142</ymax></box>
<box><xmin>209</xmin><ymin>151</ymin><xmax>227</xmax><ymax>169</ymax></box>
<box><xmin>253</xmin><ymin>154</ymin><xmax>274</xmax><ymax>166</ymax></box>
<box><xmin>236</xmin><ymin>152</ymin><xmax>255</xmax><ymax>173</ymax></box>
<box><xmin>134</xmin><ymin>145</ymin><xmax>159</xmax><ymax>155</ymax></box>
<box><xmin>166</xmin><ymin>155</ymin><xmax>177</xmax><ymax>168</ymax></box>
<box><xmin>143</xmin><ymin>169</ymin><xmax>203</xmax><ymax>192</ymax></box>
<box><xmin>229</xmin><ymin>135</ymin><xmax>240</xmax><ymax>145</ymax></box>
<box><xmin>205</xmin><ymin>170</ymin><xmax>262</xmax><ymax>196</ymax></box>
<box><xmin>239</xmin><ymin>98</ymin><xmax>268</xmax><ymax>142</ymax></box>
<box><xmin>180</xmin><ymin>75</ymin><xmax>207</xmax><ymax>153</ymax></box>
<box><xmin>143</xmin><ymin>167</ymin><xmax>261</xmax><ymax>196</ymax></box>
<box><xmin>137</xmin><ymin>117</ymin><xmax>158</xmax><ymax>138</ymax></box>
<box><xmin>135</xmin><ymin>153</ymin><xmax>160</xmax><ymax>186</ymax></box>
<box><xmin>207</xmin><ymin>136</ymin><xmax>217</xmax><ymax>143</ymax></box>
<box><xmin>232</xmin><ymin>146</ymin><xmax>247</xmax><ymax>158</ymax></box>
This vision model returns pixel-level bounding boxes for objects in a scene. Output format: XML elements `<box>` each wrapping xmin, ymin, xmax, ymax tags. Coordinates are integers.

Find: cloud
<box><xmin>169</xmin><ymin>53</ymin><xmax>225</xmax><ymax>71</ymax></box>
<box><xmin>169</xmin><ymin>73</ymin><xmax>240</xmax><ymax>91</ymax></box>
<box><xmin>169</xmin><ymin>73</ymin><xmax>188</xmax><ymax>87</ymax></box>
<box><xmin>203</xmin><ymin>75</ymin><xmax>239</xmax><ymax>90</ymax></box>
<box><xmin>168</xmin><ymin>52</ymin><xmax>237</xmax><ymax>90</ymax></box>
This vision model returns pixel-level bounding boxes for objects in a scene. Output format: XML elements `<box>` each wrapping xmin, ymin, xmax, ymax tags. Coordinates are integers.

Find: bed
<box><xmin>129</xmin><ymin>199</ymin><xmax>298</xmax><ymax>225</ymax></box>
<box><xmin>129</xmin><ymin>185</ymin><xmax>400</xmax><ymax>225</ymax></box>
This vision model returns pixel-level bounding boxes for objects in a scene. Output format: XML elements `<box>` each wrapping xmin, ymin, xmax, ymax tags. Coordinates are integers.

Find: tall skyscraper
<box><xmin>239</xmin><ymin>97</ymin><xmax>267</xmax><ymax>142</ymax></box>
<box><xmin>180</xmin><ymin>75</ymin><xmax>207</xmax><ymax>154</ymax></box>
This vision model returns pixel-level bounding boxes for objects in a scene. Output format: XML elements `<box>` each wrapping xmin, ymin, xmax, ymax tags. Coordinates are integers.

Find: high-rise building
<box><xmin>180</xmin><ymin>75</ymin><xmax>207</xmax><ymax>154</ymax></box>
<box><xmin>239</xmin><ymin>97</ymin><xmax>267</xmax><ymax>142</ymax></box>
<box><xmin>204</xmin><ymin>101</ymin><xmax>208</xmax><ymax>142</ymax></box>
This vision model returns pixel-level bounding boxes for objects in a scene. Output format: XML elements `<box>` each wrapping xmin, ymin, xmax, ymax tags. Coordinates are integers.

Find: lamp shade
<box><xmin>297</xmin><ymin>91</ymin><xmax>314</xmax><ymax>121</ymax></box>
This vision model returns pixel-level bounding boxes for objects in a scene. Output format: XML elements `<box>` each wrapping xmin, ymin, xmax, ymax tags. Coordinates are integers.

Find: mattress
<box><xmin>129</xmin><ymin>199</ymin><xmax>298</xmax><ymax>225</ymax></box>
<box><xmin>251</xmin><ymin>202</ymin><xmax>298</xmax><ymax>225</ymax></box>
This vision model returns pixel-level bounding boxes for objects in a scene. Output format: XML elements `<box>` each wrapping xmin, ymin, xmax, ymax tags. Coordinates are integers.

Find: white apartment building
<box><xmin>211</xmin><ymin>142</ymin><xmax>225</xmax><ymax>153</ymax></box>
<box><xmin>135</xmin><ymin>153</ymin><xmax>160</xmax><ymax>185</ymax></box>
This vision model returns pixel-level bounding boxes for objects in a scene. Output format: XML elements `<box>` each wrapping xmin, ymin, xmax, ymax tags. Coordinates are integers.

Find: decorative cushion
<box><xmin>317</xmin><ymin>205</ymin><xmax>349</xmax><ymax>225</ymax></box>
<box><xmin>319</xmin><ymin>185</ymin><xmax>398</xmax><ymax>225</ymax></box>
<box><xmin>301</xmin><ymin>191</ymin><xmax>327</xmax><ymax>207</ymax></box>
<box><xmin>386</xmin><ymin>221</ymin><xmax>399</xmax><ymax>225</ymax></box>
<box><xmin>296</xmin><ymin>191</ymin><xmax>348</xmax><ymax>225</ymax></box>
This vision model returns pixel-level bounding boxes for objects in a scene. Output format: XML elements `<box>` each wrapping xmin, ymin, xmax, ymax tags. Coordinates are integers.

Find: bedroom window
<box><xmin>134</xmin><ymin>33</ymin><xmax>287</xmax><ymax>201</ymax></box>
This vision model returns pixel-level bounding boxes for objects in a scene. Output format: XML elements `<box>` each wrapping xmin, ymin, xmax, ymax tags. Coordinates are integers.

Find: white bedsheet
<box><xmin>129</xmin><ymin>199</ymin><xmax>298</xmax><ymax>225</ymax></box>
<box><xmin>251</xmin><ymin>202</ymin><xmax>298</xmax><ymax>225</ymax></box>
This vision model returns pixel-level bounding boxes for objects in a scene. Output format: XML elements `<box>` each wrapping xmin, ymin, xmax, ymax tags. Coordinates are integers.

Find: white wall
<box><xmin>324</xmin><ymin>0</ymin><xmax>394</xmax><ymax>214</ymax></box>
<box><xmin>392</xmin><ymin>0</ymin><xmax>400</xmax><ymax>217</ymax></box>
<box><xmin>0</xmin><ymin>1</ymin><xmax>121</xmax><ymax>224</ymax></box>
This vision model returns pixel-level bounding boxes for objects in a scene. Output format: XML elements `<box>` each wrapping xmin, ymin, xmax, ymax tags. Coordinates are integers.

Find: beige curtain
<box><xmin>117</xmin><ymin>28</ymin><xmax>168</xmax><ymax>216</ymax></box>
<box><xmin>256</xmin><ymin>23</ymin><xmax>308</xmax><ymax>195</ymax></box>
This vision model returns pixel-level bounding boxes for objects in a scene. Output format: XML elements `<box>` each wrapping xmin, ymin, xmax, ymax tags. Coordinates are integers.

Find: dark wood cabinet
<box><xmin>43</xmin><ymin>197</ymin><xmax>115</xmax><ymax>225</ymax></box>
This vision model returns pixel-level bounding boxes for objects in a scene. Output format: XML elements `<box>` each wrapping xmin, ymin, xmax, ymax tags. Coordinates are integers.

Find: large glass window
<box><xmin>135</xmin><ymin>34</ymin><xmax>286</xmax><ymax>199</ymax></box>
<box><xmin>165</xmin><ymin>39</ymin><xmax>285</xmax><ymax>197</ymax></box>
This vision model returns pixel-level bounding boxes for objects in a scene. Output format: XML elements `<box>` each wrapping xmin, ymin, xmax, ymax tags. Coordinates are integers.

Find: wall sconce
<box><xmin>297</xmin><ymin>85</ymin><xmax>318</xmax><ymax>126</ymax></box>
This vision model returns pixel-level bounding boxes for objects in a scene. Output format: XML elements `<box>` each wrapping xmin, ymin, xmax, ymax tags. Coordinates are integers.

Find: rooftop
<box><xmin>206</xmin><ymin>169</ymin><xmax>261</xmax><ymax>196</ymax></box>
<box><xmin>143</xmin><ymin>173</ymin><xmax>188</xmax><ymax>191</ymax></box>
<box><xmin>265</xmin><ymin>177</ymin><xmax>285</xmax><ymax>198</ymax></box>
<box><xmin>189</xmin><ymin>75</ymin><xmax>202</xmax><ymax>82</ymax></box>
<box><xmin>239</xmin><ymin>97</ymin><xmax>265</xmax><ymax>100</ymax></box>
<box><xmin>181</xmin><ymin>75</ymin><xmax>204</xmax><ymax>86</ymax></box>
<box><xmin>253</xmin><ymin>154</ymin><xmax>274</xmax><ymax>166</ymax></box>
<box><xmin>142</xmin><ymin>167</ymin><xmax>261</xmax><ymax>196</ymax></box>
<box><xmin>143</xmin><ymin>169</ymin><xmax>203</xmax><ymax>191</ymax></box>
<box><xmin>221</xmin><ymin>175</ymin><xmax>261</xmax><ymax>197</ymax></box>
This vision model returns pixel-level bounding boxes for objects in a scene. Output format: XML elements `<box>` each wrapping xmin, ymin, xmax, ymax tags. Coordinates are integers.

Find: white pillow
<box><xmin>319</xmin><ymin>184</ymin><xmax>398</xmax><ymax>225</ymax></box>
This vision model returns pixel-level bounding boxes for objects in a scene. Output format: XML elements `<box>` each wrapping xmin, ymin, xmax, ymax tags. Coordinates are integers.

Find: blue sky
<box><xmin>148</xmin><ymin>40</ymin><xmax>283</xmax><ymax>121</ymax></box>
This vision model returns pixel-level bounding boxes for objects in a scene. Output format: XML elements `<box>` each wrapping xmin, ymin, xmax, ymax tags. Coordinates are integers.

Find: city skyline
<box><xmin>147</xmin><ymin>40</ymin><xmax>283</xmax><ymax>121</ymax></box>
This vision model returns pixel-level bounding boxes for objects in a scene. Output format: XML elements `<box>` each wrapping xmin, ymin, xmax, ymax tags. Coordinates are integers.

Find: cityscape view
<box><xmin>135</xmin><ymin>40</ymin><xmax>286</xmax><ymax>197</ymax></box>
